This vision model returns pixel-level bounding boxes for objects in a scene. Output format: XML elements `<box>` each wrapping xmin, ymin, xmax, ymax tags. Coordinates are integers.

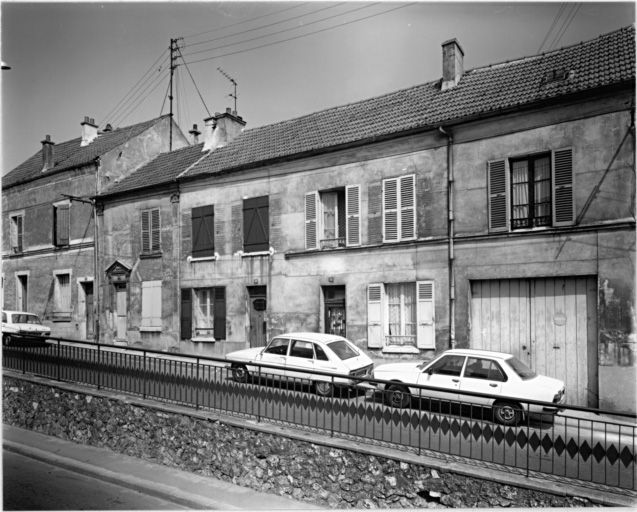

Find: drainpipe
<box><xmin>438</xmin><ymin>126</ymin><xmax>456</xmax><ymax>349</ymax></box>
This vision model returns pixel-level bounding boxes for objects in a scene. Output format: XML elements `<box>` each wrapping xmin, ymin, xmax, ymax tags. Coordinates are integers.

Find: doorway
<box><xmin>81</xmin><ymin>282</ymin><xmax>94</xmax><ymax>339</ymax></box>
<box><xmin>16</xmin><ymin>274</ymin><xmax>28</xmax><ymax>311</ymax></box>
<box><xmin>248</xmin><ymin>286</ymin><xmax>267</xmax><ymax>347</ymax></box>
<box><xmin>323</xmin><ymin>285</ymin><xmax>346</xmax><ymax>337</ymax></box>
<box><xmin>115</xmin><ymin>283</ymin><xmax>128</xmax><ymax>341</ymax></box>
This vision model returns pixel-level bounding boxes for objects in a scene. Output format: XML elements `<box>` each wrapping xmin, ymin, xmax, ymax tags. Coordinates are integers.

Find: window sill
<box><xmin>51</xmin><ymin>315</ymin><xmax>72</xmax><ymax>322</ymax></box>
<box><xmin>140</xmin><ymin>326</ymin><xmax>162</xmax><ymax>332</ymax></box>
<box><xmin>381</xmin><ymin>345</ymin><xmax>420</xmax><ymax>354</ymax></box>
<box><xmin>191</xmin><ymin>336</ymin><xmax>216</xmax><ymax>343</ymax></box>
<box><xmin>236</xmin><ymin>247</ymin><xmax>275</xmax><ymax>257</ymax></box>
<box><xmin>187</xmin><ymin>253</ymin><xmax>219</xmax><ymax>263</ymax></box>
<box><xmin>140</xmin><ymin>252</ymin><xmax>162</xmax><ymax>259</ymax></box>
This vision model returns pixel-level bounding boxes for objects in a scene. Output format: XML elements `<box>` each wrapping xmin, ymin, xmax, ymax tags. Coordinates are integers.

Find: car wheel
<box><xmin>493</xmin><ymin>401</ymin><xmax>523</xmax><ymax>426</ymax></box>
<box><xmin>231</xmin><ymin>365</ymin><xmax>249</xmax><ymax>383</ymax></box>
<box><xmin>385</xmin><ymin>383</ymin><xmax>411</xmax><ymax>408</ymax></box>
<box><xmin>314</xmin><ymin>381</ymin><xmax>333</xmax><ymax>397</ymax></box>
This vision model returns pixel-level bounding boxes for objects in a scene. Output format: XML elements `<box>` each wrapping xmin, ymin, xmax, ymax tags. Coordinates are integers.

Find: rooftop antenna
<box><xmin>217</xmin><ymin>67</ymin><xmax>238</xmax><ymax>113</ymax></box>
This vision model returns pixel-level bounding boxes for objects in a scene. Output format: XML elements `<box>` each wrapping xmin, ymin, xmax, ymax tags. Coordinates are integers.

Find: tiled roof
<box><xmin>2</xmin><ymin>116</ymin><xmax>170</xmax><ymax>189</ymax></box>
<box><xmin>101</xmin><ymin>142</ymin><xmax>207</xmax><ymax>196</ymax></box>
<box><xmin>183</xmin><ymin>25</ymin><xmax>634</xmax><ymax>179</ymax></box>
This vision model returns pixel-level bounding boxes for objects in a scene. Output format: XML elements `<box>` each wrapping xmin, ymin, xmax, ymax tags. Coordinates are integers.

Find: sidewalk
<box><xmin>3</xmin><ymin>424</ymin><xmax>318</xmax><ymax>510</ymax></box>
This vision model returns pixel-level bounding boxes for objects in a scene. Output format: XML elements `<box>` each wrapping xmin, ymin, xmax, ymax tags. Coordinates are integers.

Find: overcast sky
<box><xmin>1</xmin><ymin>1</ymin><xmax>634</xmax><ymax>173</ymax></box>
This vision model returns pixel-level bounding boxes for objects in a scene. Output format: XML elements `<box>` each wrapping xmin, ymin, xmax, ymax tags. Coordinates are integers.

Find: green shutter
<box><xmin>192</xmin><ymin>205</ymin><xmax>215</xmax><ymax>257</ymax></box>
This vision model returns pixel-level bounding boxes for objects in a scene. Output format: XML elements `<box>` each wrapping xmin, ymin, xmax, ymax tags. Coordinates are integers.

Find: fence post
<box><xmin>56</xmin><ymin>338</ymin><xmax>61</xmax><ymax>381</ymax></box>
<box><xmin>330</xmin><ymin>375</ymin><xmax>334</xmax><ymax>437</ymax></box>
<box><xmin>97</xmin><ymin>342</ymin><xmax>101</xmax><ymax>390</ymax></box>
<box><xmin>195</xmin><ymin>358</ymin><xmax>200</xmax><ymax>410</ymax></box>
<box><xmin>143</xmin><ymin>350</ymin><xmax>147</xmax><ymax>399</ymax></box>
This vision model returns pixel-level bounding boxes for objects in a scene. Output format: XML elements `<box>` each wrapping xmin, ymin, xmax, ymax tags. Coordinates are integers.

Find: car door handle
<box><xmin>489</xmin><ymin>383</ymin><xmax>498</xmax><ymax>387</ymax></box>
<box><xmin>452</xmin><ymin>378</ymin><xmax>460</xmax><ymax>383</ymax></box>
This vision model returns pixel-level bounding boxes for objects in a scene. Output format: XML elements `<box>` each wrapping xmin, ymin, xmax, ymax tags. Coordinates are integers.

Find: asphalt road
<box><xmin>3</xmin><ymin>449</ymin><xmax>191</xmax><ymax>510</ymax></box>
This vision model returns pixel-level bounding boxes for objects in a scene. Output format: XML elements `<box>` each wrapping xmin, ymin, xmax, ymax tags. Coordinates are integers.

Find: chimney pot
<box><xmin>189</xmin><ymin>123</ymin><xmax>202</xmax><ymax>145</ymax></box>
<box><xmin>81</xmin><ymin>116</ymin><xmax>98</xmax><ymax>146</ymax></box>
<box><xmin>441</xmin><ymin>38</ymin><xmax>464</xmax><ymax>91</ymax></box>
<box><xmin>41</xmin><ymin>134</ymin><xmax>55</xmax><ymax>170</ymax></box>
<box><xmin>202</xmin><ymin>108</ymin><xmax>246</xmax><ymax>152</ymax></box>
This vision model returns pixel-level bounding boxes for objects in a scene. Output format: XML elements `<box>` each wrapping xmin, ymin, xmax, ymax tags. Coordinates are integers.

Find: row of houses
<box><xmin>3</xmin><ymin>26</ymin><xmax>635</xmax><ymax>413</ymax></box>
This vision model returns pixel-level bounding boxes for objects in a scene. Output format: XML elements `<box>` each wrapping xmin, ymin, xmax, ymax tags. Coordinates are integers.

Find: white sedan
<box><xmin>373</xmin><ymin>348</ymin><xmax>565</xmax><ymax>426</ymax></box>
<box><xmin>2</xmin><ymin>310</ymin><xmax>51</xmax><ymax>346</ymax></box>
<box><xmin>226</xmin><ymin>332</ymin><xmax>374</xmax><ymax>396</ymax></box>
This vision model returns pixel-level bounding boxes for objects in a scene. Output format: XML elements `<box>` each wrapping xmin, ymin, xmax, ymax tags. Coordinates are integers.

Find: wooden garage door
<box><xmin>470</xmin><ymin>277</ymin><xmax>598</xmax><ymax>408</ymax></box>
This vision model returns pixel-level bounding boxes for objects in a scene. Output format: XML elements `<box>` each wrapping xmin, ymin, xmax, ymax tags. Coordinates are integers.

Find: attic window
<box><xmin>541</xmin><ymin>68</ymin><xmax>570</xmax><ymax>84</ymax></box>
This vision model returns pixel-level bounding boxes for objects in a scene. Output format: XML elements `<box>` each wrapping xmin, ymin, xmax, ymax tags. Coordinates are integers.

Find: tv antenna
<box><xmin>217</xmin><ymin>67</ymin><xmax>238</xmax><ymax>113</ymax></box>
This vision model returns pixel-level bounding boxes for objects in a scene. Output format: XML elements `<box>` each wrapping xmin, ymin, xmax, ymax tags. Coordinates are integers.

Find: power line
<box><xmin>537</xmin><ymin>3</ymin><xmax>567</xmax><ymax>53</ymax></box>
<box><xmin>101</xmin><ymin>49</ymin><xmax>169</xmax><ymax>125</ymax></box>
<box><xmin>182</xmin><ymin>2</ymin><xmax>309</xmax><ymax>40</ymax></box>
<box><xmin>183</xmin><ymin>3</ymin><xmax>346</xmax><ymax>50</ymax></box>
<box><xmin>548</xmin><ymin>3</ymin><xmax>581</xmax><ymax>50</ymax></box>
<box><xmin>176</xmin><ymin>46</ymin><xmax>212</xmax><ymax>118</ymax></box>
<box><xmin>181</xmin><ymin>3</ymin><xmax>415</xmax><ymax>67</ymax></box>
<box><xmin>181</xmin><ymin>3</ymin><xmax>375</xmax><ymax>59</ymax></box>
<box><xmin>110</xmin><ymin>67</ymin><xmax>169</xmax><ymax>127</ymax></box>
<box><xmin>115</xmin><ymin>71</ymin><xmax>170</xmax><ymax>126</ymax></box>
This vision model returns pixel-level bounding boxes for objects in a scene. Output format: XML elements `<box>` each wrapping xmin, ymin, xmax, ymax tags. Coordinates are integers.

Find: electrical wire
<box><xmin>101</xmin><ymin>49</ymin><xmax>169</xmax><ymax>125</ymax></box>
<box><xmin>183</xmin><ymin>2</ymin><xmax>310</xmax><ymax>40</ymax></box>
<box><xmin>176</xmin><ymin>47</ymin><xmax>212</xmax><ymax>118</ymax></box>
<box><xmin>181</xmin><ymin>3</ymin><xmax>376</xmax><ymax>59</ymax></box>
<box><xmin>160</xmin><ymin>79</ymin><xmax>170</xmax><ymax>117</ymax></box>
<box><xmin>115</xmin><ymin>73</ymin><xmax>170</xmax><ymax>126</ymax></box>
<box><xmin>183</xmin><ymin>3</ymin><xmax>346</xmax><ymax>49</ymax></box>
<box><xmin>110</xmin><ymin>68</ymin><xmax>169</xmax><ymax>127</ymax></box>
<box><xmin>537</xmin><ymin>3</ymin><xmax>567</xmax><ymax>53</ymax></box>
<box><xmin>181</xmin><ymin>3</ymin><xmax>414</xmax><ymax>67</ymax></box>
<box><xmin>548</xmin><ymin>3</ymin><xmax>581</xmax><ymax>50</ymax></box>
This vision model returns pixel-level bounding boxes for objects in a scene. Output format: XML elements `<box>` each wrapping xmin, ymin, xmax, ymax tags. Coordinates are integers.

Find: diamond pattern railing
<box><xmin>3</xmin><ymin>337</ymin><xmax>636</xmax><ymax>493</ymax></box>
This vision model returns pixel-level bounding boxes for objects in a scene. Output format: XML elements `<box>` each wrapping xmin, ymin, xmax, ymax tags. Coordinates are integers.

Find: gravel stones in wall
<box><xmin>3</xmin><ymin>378</ymin><xmax>596</xmax><ymax>508</ymax></box>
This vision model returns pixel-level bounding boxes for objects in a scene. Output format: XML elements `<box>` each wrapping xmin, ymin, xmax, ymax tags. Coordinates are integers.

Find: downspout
<box><xmin>438</xmin><ymin>126</ymin><xmax>456</xmax><ymax>349</ymax></box>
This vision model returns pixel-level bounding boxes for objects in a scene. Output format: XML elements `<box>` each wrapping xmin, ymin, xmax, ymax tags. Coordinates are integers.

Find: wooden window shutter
<box><xmin>180</xmin><ymin>289</ymin><xmax>192</xmax><ymax>340</ymax></box>
<box><xmin>487</xmin><ymin>159</ymin><xmax>508</xmax><ymax>232</ymax></box>
<box><xmin>55</xmin><ymin>205</ymin><xmax>70</xmax><ymax>245</ymax></box>
<box><xmin>367</xmin><ymin>283</ymin><xmax>384</xmax><ymax>348</ymax></box>
<box><xmin>345</xmin><ymin>185</ymin><xmax>361</xmax><ymax>246</ymax></box>
<box><xmin>141</xmin><ymin>210</ymin><xmax>150</xmax><ymax>252</ymax></box>
<box><xmin>243</xmin><ymin>196</ymin><xmax>269</xmax><ymax>252</ymax></box>
<box><xmin>383</xmin><ymin>178</ymin><xmax>399</xmax><ymax>242</ymax></box>
<box><xmin>416</xmin><ymin>281</ymin><xmax>435</xmax><ymax>349</ymax></box>
<box><xmin>305</xmin><ymin>192</ymin><xmax>319</xmax><ymax>250</ymax></box>
<box><xmin>16</xmin><ymin>216</ymin><xmax>23</xmax><ymax>252</ymax></box>
<box><xmin>552</xmin><ymin>148</ymin><xmax>574</xmax><ymax>226</ymax></box>
<box><xmin>213</xmin><ymin>287</ymin><xmax>226</xmax><ymax>340</ymax></box>
<box><xmin>142</xmin><ymin>281</ymin><xmax>162</xmax><ymax>329</ymax></box>
<box><xmin>192</xmin><ymin>205</ymin><xmax>215</xmax><ymax>257</ymax></box>
<box><xmin>151</xmin><ymin>208</ymin><xmax>161</xmax><ymax>252</ymax></box>
<box><xmin>400</xmin><ymin>175</ymin><xmax>416</xmax><ymax>240</ymax></box>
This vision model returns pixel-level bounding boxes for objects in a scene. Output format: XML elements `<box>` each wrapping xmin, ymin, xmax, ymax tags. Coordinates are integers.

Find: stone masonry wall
<box><xmin>2</xmin><ymin>376</ymin><xmax>597</xmax><ymax>508</ymax></box>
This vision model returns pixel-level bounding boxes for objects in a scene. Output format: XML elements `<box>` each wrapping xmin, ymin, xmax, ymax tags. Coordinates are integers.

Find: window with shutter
<box><xmin>10</xmin><ymin>214</ymin><xmax>23</xmax><ymax>253</ymax></box>
<box><xmin>141</xmin><ymin>280</ymin><xmax>162</xmax><ymax>330</ymax></box>
<box><xmin>488</xmin><ymin>160</ymin><xmax>508</xmax><ymax>232</ymax></box>
<box><xmin>54</xmin><ymin>204</ymin><xmax>70</xmax><ymax>246</ymax></box>
<box><xmin>243</xmin><ymin>196</ymin><xmax>269</xmax><ymax>252</ymax></box>
<box><xmin>141</xmin><ymin>208</ymin><xmax>161</xmax><ymax>254</ymax></box>
<box><xmin>180</xmin><ymin>289</ymin><xmax>192</xmax><ymax>340</ymax></box>
<box><xmin>552</xmin><ymin>148</ymin><xmax>574</xmax><ymax>226</ymax></box>
<box><xmin>346</xmin><ymin>185</ymin><xmax>360</xmax><ymax>246</ymax></box>
<box><xmin>305</xmin><ymin>192</ymin><xmax>318</xmax><ymax>250</ymax></box>
<box><xmin>192</xmin><ymin>205</ymin><xmax>215</xmax><ymax>257</ymax></box>
<box><xmin>367</xmin><ymin>284</ymin><xmax>384</xmax><ymax>348</ymax></box>
<box><xmin>54</xmin><ymin>273</ymin><xmax>72</xmax><ymax>317</ymax></box>
<box><xmin>416</xmin><ymin>281</ymin><xmax>435</xmax><ymax>349</ymax></box>
<box><xmin>383</xmin><ymin>175</ymin><xmax>416</xmax><ymax>242</ymax></box>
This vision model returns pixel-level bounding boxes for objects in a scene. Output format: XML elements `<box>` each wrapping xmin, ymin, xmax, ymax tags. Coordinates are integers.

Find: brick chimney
<box><xmin>41</xmin><ymin>134</ymin><xmax>55</xmax><ymax>171</ymax></box>
<box><xmin>189</xmin><ymin>123</ymin><xmax>201</xmax><ymax>144</ymax></box>
<box><xmin>81</xmin><ymin>116</ymin><xmax>98</xmax><ymax>146</ymax></box>
<box><xmin>202</xmin><ymin>108</ymin><xmax>246</xmax><ymax>152</ymax></box>
<box><xmin>441</xmin><ymin>38</ymin><xmax>464</xmax><ymax>91</ymax></box>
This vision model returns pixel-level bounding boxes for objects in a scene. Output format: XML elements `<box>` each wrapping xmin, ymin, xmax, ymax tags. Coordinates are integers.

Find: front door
<box><xmin>115</xmin><ymin>284</ymin><xmax>127</xmax><ymax>341</ymax></box>
<box><xmin>324</xmin><ymin>285</ymin><xmax>346</xmax><ymax>336</ymax></box>
<box><xmin>17</xmin><ymin>275</ymin><xmax>27</xmax><ymax>311</ymax></box>
<box><xmin>248</xmin><ymin>286</ymin><xmax>267</xmax><ymax>348</ymax></box>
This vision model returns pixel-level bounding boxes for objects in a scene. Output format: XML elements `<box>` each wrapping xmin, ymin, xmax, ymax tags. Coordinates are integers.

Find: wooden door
<box><xmin>115</xmin><ymin>284</ymin><xmax>127</xmax><ymax>341</ymax></box>
<box><xmin>248</xmin><ymin>287</ymin><xmax>267</xmax><ymax>347</ymax></box>
<box><xmin>83</xmin><ymin>282</ymin><xmax>94</xmax><ymax>339</ymax></box>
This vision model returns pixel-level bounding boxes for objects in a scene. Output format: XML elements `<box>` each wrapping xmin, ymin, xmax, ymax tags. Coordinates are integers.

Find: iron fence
<box><xmin>2</xmin><ymin>335</ymin><xmax>636</xmax><ymax>493</ymax></box>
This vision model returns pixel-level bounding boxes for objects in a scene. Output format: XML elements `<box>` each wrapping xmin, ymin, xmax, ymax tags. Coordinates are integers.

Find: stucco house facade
<box><xmin>97</xmin><ymin>27</ymin><xmax>635</xmax><ymax>412</ymax></box>
<box><xmin>2</xmin><ymin>115</ymin><xmax>188</xmax><ymax>340</ymax></box>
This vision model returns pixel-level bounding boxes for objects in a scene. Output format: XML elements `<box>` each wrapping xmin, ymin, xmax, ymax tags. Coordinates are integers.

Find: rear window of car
<box><xmin>15</xmin><ymin>314</ymin><xmax>40</xmax><ymax>324</ymax></box>
<box><xmin>327</xmin><ymin>340</ymin><xmax>359</xmax><ymax>360</ymax></box>
<box><xmin>506</xmin><ymin>357</ymin><xmax>537</xmax><ymax>380</ymax></box>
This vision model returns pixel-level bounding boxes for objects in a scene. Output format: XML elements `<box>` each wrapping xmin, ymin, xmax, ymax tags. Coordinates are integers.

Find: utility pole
<box><xmin>169</xmin><ymin>38</ymin><xmax>183</xmax><ymax>151</ymax></box>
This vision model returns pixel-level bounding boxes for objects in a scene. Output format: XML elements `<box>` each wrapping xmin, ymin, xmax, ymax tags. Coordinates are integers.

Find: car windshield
<box><xmin>327</xmin><ymin>340</ymin><xmax>359</xmax><ymax>360</ymax></box>
<box><xmin>506</xmin><ymin>357</ymin><xmax>537</xmax><ymax>380</ymax></box>
<box><xmin>14</xmin><ymin>314</ymin><xmax>41</xmax><ymax>324</ymax></box>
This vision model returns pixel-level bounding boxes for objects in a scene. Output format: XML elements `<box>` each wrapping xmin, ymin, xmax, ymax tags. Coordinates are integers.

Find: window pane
<box><xmin>322</xmin><ymin>192</ymin><xmax>337</xmax><ymax>239</ymax></box>
<box><xmin>429</xmin><ymin>355</ymin><xmax>465</xmax><ymax>376</ymax></box>
<box><xmin>315</xmin><ymin>344</ymin><xmax>329</xmax><ymax>361</ymax></box>
<box><xmin>193</xmin><ymin>288</ymin><xmax>214</xmax><ymax>337</ymax></box>
<box><xmin>265</xmin><ymin>338</ymin><xmax>289</xmax><ymax>355</ymax></box>
<box><xmin>327</xmin><ymin>339</ymin><xmax>359</xmax><ymax>360</ymax></box>
<box><xmin>290</xmin><ymin>340</ymin><xmax>314</xmax><ymax>359</ymax></box>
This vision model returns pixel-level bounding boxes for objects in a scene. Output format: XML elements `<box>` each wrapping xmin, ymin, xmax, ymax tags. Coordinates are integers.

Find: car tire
<box><xmin>314</xmin><ymin>381</ymin><xmax>333</xmax><ymax>397</ymax></box>
<box><xmin>385</xmin><ymin>383</ymin><xmax>411</xmax><ymax>408</ymax></box>
<box><xmin>493</xmin><ymin>401</ymin><xmax>523</xmax><ymax>426</ymax></box>
<box><xmin>231</xmin><ymin>365</ymin><xmax>249</xmax><ymax>383</ymax></box>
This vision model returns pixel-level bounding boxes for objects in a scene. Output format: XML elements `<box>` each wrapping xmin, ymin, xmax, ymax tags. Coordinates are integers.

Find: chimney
<box><xmin>103</xmin><ymin>123</ymin><xmax>113</xmax><ymax>133</ymax></box>
<box><xmin>41</xmin><ymin>134</ymin><xmax>55</xmax><ymax>171</ymax></box>
<box><xmin>80</xmin><ymin>116</ymin><xmax>98</xmax><ymax>146</ymax></box>
<box><xmin>441</xmin><ymin>38</ymin><xmax>464</xmax><ymax>91</ymax></box>
<box><xmin>202</xmin><ymin>108</ymin><xmax>246</xmax><ymax>152</ymax></box>
<box><xmin>189</xmin><ymin>123</ymin><xmax>201</xmax><ymax>144</ymax></box>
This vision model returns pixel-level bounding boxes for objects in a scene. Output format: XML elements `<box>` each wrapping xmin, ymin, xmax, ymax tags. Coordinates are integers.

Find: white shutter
<box><xmin>383</xmin><ymin>178</ymin><xmax>399</xmax><ymax>242</ymax></box>
<box><xmin>400</xmin><ymin>175</ymin><xmax>416</xmax><ymax>240</ymax></box>
<box><xmin>142</xmin><ymin>281</ymin><xmax>162</xmax><ymax>330</ymax></box>
<box><xmin>416</xmin><ymin>281</ymin><xmax>435</xmax><ymax>349</ymax></box>
<box><xmin>151</xmin><ymin>208</ymin><xmax>161</xmax><ymax>252</ymax></box>
<box><xmin>345</xmin><ymin>185</ymin><xmax>360</xmax><ymax>246</ymax></box>
<box><xmin>367</xmin><ymin>283</ymin><xmax>384</xmax><ymax>348</ymax></box>
<box><xmin>487</xmin><ymin>160</ymin><xmax>508</xmax><ymax>232</ymax></box>
<box><xmin>141</xmin><ymin>210</ymin><xmax>150</xmax><ymax>252</ymax></box>
<box><xmin>305</xmin><ymin>191</ymin><xmax>319</xmax><ymax>249</ymax></box>
<box><xmin>552</xmin><ymin>148</ymin><xmax>574</xmax><ymax>226</ymax></box>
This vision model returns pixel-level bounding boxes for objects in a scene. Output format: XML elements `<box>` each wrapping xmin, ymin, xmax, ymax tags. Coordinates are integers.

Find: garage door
<box><xmin>470</xmin><ymin>277</ymin><xmax>598</xmax><ymax>408</ymax></box>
